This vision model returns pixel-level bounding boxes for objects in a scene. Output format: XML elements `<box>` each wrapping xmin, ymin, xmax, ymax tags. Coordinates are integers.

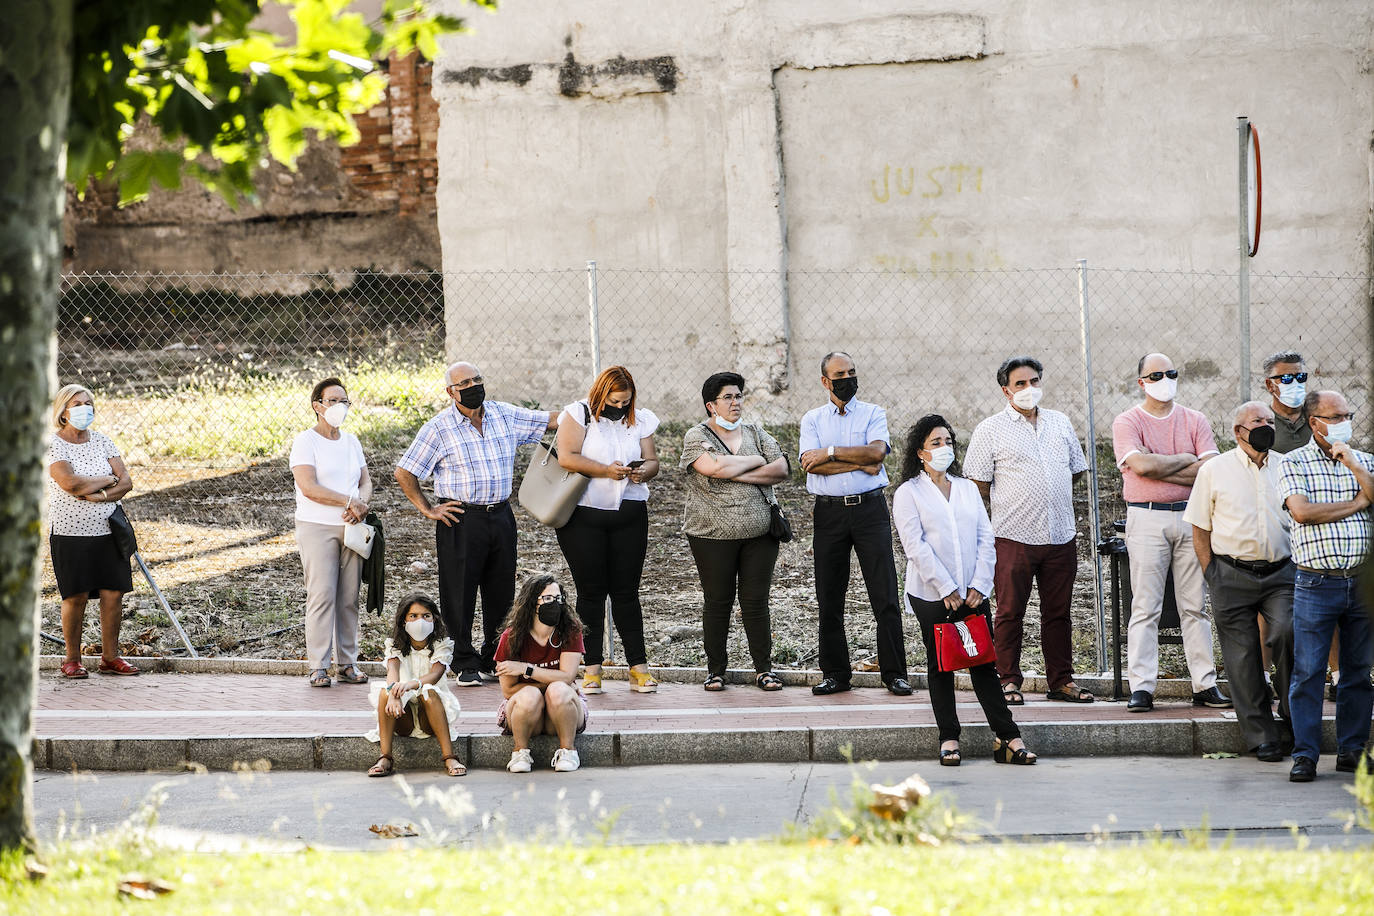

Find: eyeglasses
<box><xmin>317</xmin><ymin>397</ymin><xmax>351</xmax><ymax>406</ymax></box>
<box><xmin>1139</xmin><ymin>370</ymin><xmax>1179</xmax><ymax>382</ymax></box>
<box><xmin>446</xmin><ymin>375</ymin><xmax>483</xmax><ymax>390</ymax></box>
<box><xmin>1266</xmin><ymin>372</ymin><xmax>1308</xmax><ymax>384</ymax></box>
<box><xmin>1314</xmin><ymin>413</ymin><xmax>1355</xmax><ymax>423</ymax></box>
<box><xmin>714</xmin><ymin>394</ymin><xmax>746</xmax><ymax>403</ymax></box>
<box><xmin>536</xmin><ymin>593</ymin><xmax>562</xmax><ymax>604</ymax></box>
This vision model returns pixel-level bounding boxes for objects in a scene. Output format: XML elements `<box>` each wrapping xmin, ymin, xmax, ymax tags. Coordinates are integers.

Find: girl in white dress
<box><xmin>367</xmin><ymin>594</ymin><xmax>465</xmax><ymax>776</ymax></box>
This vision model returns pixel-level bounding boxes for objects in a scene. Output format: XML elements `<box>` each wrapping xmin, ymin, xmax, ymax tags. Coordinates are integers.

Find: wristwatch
<box><xmin>525</xmin><ymin>664</ymin><xmax>535</xmax><ymax>679</ymax></box>
<box><xmin>827</xmin><ymin>445</ymin><xmax>835</xmax><ymax>461</ymax></box>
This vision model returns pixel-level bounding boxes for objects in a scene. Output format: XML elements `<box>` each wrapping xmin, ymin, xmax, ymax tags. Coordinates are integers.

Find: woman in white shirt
<box><xmin>290</xmin><ymin>377</ymin><xmax>373</xmax><ymax>688</ymax></box>
<box><xmin>555</xmin><ymin>366</ymin><xmax>661</xmax><ymax>694</ymax></box>
<box><xmin>892</xmin><ymin>414</ymin><xmax>1035</xmax><ymax>767</ymax></box>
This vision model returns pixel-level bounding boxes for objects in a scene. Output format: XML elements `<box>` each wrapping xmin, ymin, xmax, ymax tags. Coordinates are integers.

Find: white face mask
<box><xmin>405</xmin><ymin>617</ymin><xmax>434</xmax><ymax>641</ymax></box>
<box><xmin>324</xmin><ymin>402</ymin><xmax>349</xmax><ymax>428</ymax></box>
<box><xmin>1143</xmin><ymin>377</ymin><xmax>1177</xmax><ymax>403</ymax></box>
<box><xmin>925</xmin><ymin>445</ymin><xmax>955</xmax><ymax>472</ymax></box>
<box><xmin>1011</xmin><ymin>386</ymin><xmax>1043</xmax><ymax>410</ymax></box>
<box><xmin>68</xmin><ymin>404</ymin><xmax>94</xmax><ymax>430</ymax></box>
<box><xmin>1277</xmin><ymin>381</ymin><xmax>1305</xmax><ymax>409</ymax></box>
<box><xmin>713</xmin><ymin>413</ymin><xmax>744</xmax><ymax>431</ymax></box>
<box><xmin>1321</xmin><ymin>419</ymin><xmax>1353</xmax><ymax>444</ymax></box>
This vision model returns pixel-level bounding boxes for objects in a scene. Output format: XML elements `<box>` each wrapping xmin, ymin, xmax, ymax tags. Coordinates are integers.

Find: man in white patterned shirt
<box><xmin>396</xmin><ymin>362</ymin><xmax>558</xmax><ymax>686</ymax></box>
<box><xmin>1277</xmin><ymin>389</ymin><xmax>1374</xmax><ymax>782</ymax></box>
<box><xmin>964</xmin><ymin>356</ymin><xmax>1093</xmax><ymax>706</ymax></box>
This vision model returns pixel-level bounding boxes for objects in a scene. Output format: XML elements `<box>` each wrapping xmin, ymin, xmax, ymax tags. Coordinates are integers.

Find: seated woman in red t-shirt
<box><xmin>493</xmin><ymin>573</ymin><xmax>588</xmax><ymax>773</ymax></box>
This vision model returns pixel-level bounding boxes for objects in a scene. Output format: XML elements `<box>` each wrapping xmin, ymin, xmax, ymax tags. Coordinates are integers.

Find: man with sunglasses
<box><xmin>1184</xmin><ymin>401</ymin><xmax>1294</xmax><ymax>762</ymax></box>
<box><xmin>1262</xmin><ymin>351</ymin><xmax>1311</xmax><ymax>455</ymax></box>
<box><xmin>395</xmin><ymin>362</ymin><xmax>558</xmax><ymax>686</ymax></box>
<box><xmin>1112</xmin><ymin>353</ymin><xmax>1229</xmax><ymax>712</ymax></box>
<box><xmin>1276</xmin><ymin>390</ymin><xmax>1374</xmax><ymax>782</ymax></box>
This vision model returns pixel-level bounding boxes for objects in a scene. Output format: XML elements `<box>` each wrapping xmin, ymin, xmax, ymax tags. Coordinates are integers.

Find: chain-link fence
<box><xmin>50</xmin><ymin>265</ymin><xmax>1370</xmax><ymax>667</ymax></box>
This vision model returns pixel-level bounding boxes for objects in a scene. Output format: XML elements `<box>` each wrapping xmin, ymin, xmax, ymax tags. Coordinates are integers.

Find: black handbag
<box><xmin>108</xmin><ymin>504</ymin><xmax>138</xmax><ymax>560</ymax></box>
<box><xmin>701</xmin><ymin>423</ymin><xmax>793</xmax><ymax>542</ymax></box>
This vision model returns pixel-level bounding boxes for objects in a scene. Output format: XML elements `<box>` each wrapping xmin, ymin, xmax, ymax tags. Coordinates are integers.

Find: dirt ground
<box><xmin>43</xmin><ymin>429</ymin><xmax>1213</xmax><ymax>683</ymax></box>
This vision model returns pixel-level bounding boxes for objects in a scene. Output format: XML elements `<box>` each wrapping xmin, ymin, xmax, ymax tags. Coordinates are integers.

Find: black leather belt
<box><xmin>1296</xmin><ymin>565</ymin><xmax>1359</xmax><ymax>579</ymax></box>
<box><xmin>452</xmin><ymin>499</ymin><xmax>508</xmax><ymax>512</ymax></box>
<box><xmin>1214</xmin><ymin>554</ymin><xmax>1290</xmax><ymax>577</ymax></box>
<box><xmin>1127</xmin><ymin>501</ymin><xmax>1190</xmax><ymax>511</ymax></box>
<box><xmin>815</xmin><ymin>489</ymin><xmax>883</xmax><ymax>507</ymax></box>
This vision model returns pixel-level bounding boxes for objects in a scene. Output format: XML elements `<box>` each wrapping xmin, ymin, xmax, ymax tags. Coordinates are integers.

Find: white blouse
<box><xmin>891</xmin><ymin>473</ymin><xmax>996</xmax><ymax>602</ymax></box>
<box><xmin>47</xmin><ymin>431</ymin><xmax>121</xmax><ymax>537</ymax></box>
<box><xmin>560</xmin><ymin>400</ymin><xmax>659</xmax><ymax>510</ymax></box>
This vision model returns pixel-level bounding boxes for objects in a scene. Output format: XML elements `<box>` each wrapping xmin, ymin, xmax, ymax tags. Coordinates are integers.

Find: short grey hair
<box><xmin>1232</xmin><ymin>400</ymin><xmax>1270</xmax><ymax>427</ymax></box>
<box><xmin>1262</xmin><ymin>350</ymin><xmax>1303</xmax><ymax>376</ymax></box>
<box><xmin>820</xmin><ymin>351</ymin><xmax>853</xmax><ymax>376</ymax></box>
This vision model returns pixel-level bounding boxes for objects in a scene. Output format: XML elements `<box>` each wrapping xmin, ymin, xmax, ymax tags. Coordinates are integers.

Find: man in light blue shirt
<box><xmin>799</xmin><ymin>351</ymin><xmax>910</xmax><ymax>697</ymax></box>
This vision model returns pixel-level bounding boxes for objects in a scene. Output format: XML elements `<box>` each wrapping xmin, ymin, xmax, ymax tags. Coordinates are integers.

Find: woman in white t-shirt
<box><xmin>46</xmin><ymin>384</ymin><xmax>139</xmax><ymax>679</ymax></box>
<box><xmin>289</xmin><ymin>377</ymin><xmax>373</xmax><ymax>688</ymax></box>
<box><xmin>554</xmin><ymin>366</ymin><xmax>661</xmax><ymax>694</ymax></box>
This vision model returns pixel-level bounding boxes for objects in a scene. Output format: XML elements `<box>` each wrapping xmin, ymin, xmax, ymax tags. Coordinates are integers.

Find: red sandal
<box><xmin>97</xmin><ymin>657</ymin><xmax>140</xmax><ymax>676</ymax></box>
<box><xmin>60</xmin><ymin>660</ymin><xmax>89</xmax><ymax>679</ymax></box>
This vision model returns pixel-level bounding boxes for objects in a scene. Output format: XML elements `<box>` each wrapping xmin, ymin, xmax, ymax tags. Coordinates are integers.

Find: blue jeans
<box><xmin>1288</xmin><ymin>570</ymin><xmax>1373</xmax><ymax>762</ymax></box>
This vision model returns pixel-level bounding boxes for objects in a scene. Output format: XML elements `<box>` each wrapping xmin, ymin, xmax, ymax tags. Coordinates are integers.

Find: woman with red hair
<box><xmin>555</xmin><ymin>366</ymin><xmax>661</xmax><ymax>694</ymax></box>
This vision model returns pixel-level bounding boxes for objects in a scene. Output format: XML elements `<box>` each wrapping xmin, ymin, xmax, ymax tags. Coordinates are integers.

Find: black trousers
<box><xmin>556</xmin><ymin>501</ymin><xmax>650</xmax><ymax>667</ymax></box>
<box><xmin>812</xmin><ymin>494</ymin><xmax>908</xmax><ymax>684</ymax></box>
<box><xmin>910</xmin><ymin>595</ymin><xmax>1020</xmax><ymax>743</ymax></box>
<box><xmin>687</xmin><ymin>534</ymin><xmax>778</xmax><ymax>677</ymax></box>
<box><xmin>435</xmin><ymin>503</ymin><xmax>517</xmax><ymax>672</ymax></box>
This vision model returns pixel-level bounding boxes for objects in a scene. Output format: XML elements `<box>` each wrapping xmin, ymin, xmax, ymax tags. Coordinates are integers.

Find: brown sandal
<box><xmin>442</xmin><ymin>755</ymin><xmax>466</xmax><ymax>777</ymax></box>
<box><xmin>1046</xmin><ymin>683</ymin><xmax>1095</xmax><ymax>704</ymax></box>
<box><xmin>367</xmin><ymin>754</ymin><xmax>394</xmax><ymax>777</ymax></box>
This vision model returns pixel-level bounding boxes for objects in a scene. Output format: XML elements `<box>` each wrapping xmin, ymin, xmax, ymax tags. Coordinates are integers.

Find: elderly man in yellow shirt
<box><xmin>1184</xmin><ymin>401</ymin><xmax>1294</xmax><ymax>762</ymax></box>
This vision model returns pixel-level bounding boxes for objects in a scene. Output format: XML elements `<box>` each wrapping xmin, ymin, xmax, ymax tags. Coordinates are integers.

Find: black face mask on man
<box><xmin>457</xmin><ymin>383</ymin><xmax>486</xmax><ymax>410</ymax></box>
<box><xmin>600</xmin><ymin>403</ymin><xmax>629</xmax><ymax>422</ymax></box>
<box><xmin>537</xmin><ymin>596</ymin><xmax>565</xmax><ymax>627</ymax></box>
<box><xmin>1244</xmin><ymin>424</ymin><xmax>1276</xmax><ymax>453</ymax></box>
<box><xmin>829</xmin><ymin>376</ymin><xmax>859</xmax><ymax>403</ymax></box>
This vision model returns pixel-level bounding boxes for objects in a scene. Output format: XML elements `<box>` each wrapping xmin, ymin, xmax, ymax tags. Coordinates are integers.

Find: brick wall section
<box><xmin>339</xmin><ymin>51</ymin><xmax>439</xmax><ymax>216</ymax></box>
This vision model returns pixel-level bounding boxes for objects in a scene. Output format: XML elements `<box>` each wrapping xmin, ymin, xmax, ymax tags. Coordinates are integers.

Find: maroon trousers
<box><xmin>993</xmin><ymin>537</ymin><xmax>1078</xmax><ymax>691</ymax></box>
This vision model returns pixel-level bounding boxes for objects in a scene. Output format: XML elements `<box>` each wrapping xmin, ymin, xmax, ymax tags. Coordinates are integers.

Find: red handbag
<box><xmin>933</xmin><ymin>612</ymin><xmax>996</xmax><ymax>672</ymax></box>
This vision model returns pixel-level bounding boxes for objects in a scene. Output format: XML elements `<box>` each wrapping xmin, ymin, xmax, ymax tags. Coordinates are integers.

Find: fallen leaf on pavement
<box><xmin>370</xmin><ymin>823</ymin><xmax>419</xmax><ymax>838</ymax></box>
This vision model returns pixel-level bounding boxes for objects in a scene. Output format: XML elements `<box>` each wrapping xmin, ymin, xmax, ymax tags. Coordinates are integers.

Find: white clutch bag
<box><xmin>343</xmin><ymin>519</ymin><xmax>376</xmax><ymax>558</ymax></box>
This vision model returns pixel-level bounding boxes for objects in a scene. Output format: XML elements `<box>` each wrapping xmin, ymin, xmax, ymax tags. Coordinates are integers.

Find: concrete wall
<box><xmin>432</xmin><ymin>0</ymin><xmax>1374</xmax><ymax>435</ymax></box>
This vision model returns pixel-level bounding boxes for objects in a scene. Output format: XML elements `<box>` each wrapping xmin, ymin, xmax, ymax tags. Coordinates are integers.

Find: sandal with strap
<box><xmin>755</xmin><ymin>671</ymin><xmax>784</xmax><ymax>691</ymax></box>
<box><xmin>60</xmin><ymin>660</ymin><xmax>89</xmax><ymax>679</ymax></box>
<box><xmin>993</xmin><ymin>739</ymin><xmax>1037</xmax><ymax>766</ymax></box>
<box><xmin>336</xmin><ymin>665</ymin><xmax>368</xmax><ymax>684</ymax></box>
<box><xmin>1002</xmin><ymin>684</ymin><xmax>1025</xmax><ymax>706</ymax></box>
<box><xmin>1046</xmin><ymin>683</ymin><xmax>1094</xmax><ymax>703</ymax></box>
<box><xmin>367</xmin><ymin>754</ymin><xmax>394</xmax><ymax>777</ymax></box>
<box><xmin>442</xmin><ymin>755</ymin><xmax>467</xmax><ymax>777</ymax></box>
<box><xmin>628</xmin><ymin>668</ymin><xmax>659</xmax><ymax>693</ymax></box>
<box><xmin>939</xmin><ymin>744</ymin><xmax>961</xmax><ymax>767</ymax></box>
<box><xmin>703</xmin><ymin>674</ymin><xmax>726</xmax><ymax>692</ymax></box>
<box><xmin>97</xmin><ymin>657</ymin><xmax>140</xmax><ymax>676</ymax></box>
<box><xmin>309</xmin><ymin>669</ymin><xmax>331</xmax><ymax>688</ymax></box>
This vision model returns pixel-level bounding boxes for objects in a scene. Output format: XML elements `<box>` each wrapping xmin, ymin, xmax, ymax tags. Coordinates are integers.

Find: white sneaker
<box><xmin>506</xmin><ymin>748</ymin><xmax>533</xmax><ymax>773</ymax></box>
<box><xmin>551</xmin><ymin>748</ymin><xmax>580</xmax><ymax>772</ymax></box>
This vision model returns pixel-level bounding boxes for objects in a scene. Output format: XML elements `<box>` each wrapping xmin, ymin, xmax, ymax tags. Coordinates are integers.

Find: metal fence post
<box><xmin>1077</xmin><ymin>259</ymin><xmax>1109</xmax><ymax>673</ymax></box>
<box><xmin>585</xmin><ymin>258</ymin><xmax>613</xmax><ymax>665</ymax></box>
<box><xmin>1237</xmin><ymin>116</ymin><xmax>1252</xmax><ymax>403</ymax></box>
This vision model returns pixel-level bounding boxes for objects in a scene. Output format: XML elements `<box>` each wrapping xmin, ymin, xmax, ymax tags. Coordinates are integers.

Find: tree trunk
<box><xmin>0</xmin><ymin>0</ymin><xmax>73</xmax><ymax>852</ymax></box>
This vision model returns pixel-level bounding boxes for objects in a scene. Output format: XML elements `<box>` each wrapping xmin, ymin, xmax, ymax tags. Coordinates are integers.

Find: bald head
<box><xmin>1137</xmin><ymin>352</ymin><xmax>1173</xmax><ymax>377</ymax></box>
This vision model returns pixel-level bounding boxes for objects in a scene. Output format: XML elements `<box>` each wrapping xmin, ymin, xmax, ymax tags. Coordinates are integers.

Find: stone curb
<box><xmin>36</xmin><ymin>655</ymin><xmax>1219</xmax><ymax>698</ymax></box>
<box><xmin>34</xmin><ymin>718</ymin><xmax>1340</xmax><ymax>773</ymax></box>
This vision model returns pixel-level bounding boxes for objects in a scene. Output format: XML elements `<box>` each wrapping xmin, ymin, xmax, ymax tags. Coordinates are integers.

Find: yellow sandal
<box><xmin>628</xmin><ymin>668</ymin><xmax>659</xmax><ymax>694</ymax></box>
<box><xmin>581</xmin><ymin>671</ymin><xmax>603</xmax><ymax>694</ymax></box>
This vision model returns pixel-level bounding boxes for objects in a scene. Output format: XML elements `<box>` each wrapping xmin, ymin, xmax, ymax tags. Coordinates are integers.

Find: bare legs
<box><xmin>506</xmin><ymin>682</ymin><xmax>584</xmax><ymax>750</ymax></box>
<box><xmin>61</xmin><ymin>589</ymin><xmax>125</xmax><ymax>666</ymax></box>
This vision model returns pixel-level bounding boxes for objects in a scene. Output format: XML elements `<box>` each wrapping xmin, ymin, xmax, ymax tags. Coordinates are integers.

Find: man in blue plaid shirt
<box><xmin>396</xmin><ymin>362</ymin><xmax>558</xmax><ymax>685</ymax></box>
<box><xmin>1277</xmin><ymin>389</ymin><xmax>1374</xmax><ymax>782</ymax></box>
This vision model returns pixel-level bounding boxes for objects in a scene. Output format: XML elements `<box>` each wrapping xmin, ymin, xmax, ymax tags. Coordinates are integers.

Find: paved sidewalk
<box><xmin>33</xmin><ymin>661</ymin><xmax>1352</xmax><ymax>772</ymax></box>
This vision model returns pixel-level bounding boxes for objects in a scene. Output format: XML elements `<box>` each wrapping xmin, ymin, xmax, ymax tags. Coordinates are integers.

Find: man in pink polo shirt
<box><xmin>1112</xmin><ymin>353</ymin><xmax>1231</xmax><ymax>712</ymax></box>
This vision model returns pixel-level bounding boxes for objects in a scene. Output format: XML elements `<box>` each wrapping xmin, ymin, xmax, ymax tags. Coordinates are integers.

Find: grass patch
<box><xmin>4</xmin><ymin>841</ymin><xmax>1372</xmax><ymax>915</ymax></box>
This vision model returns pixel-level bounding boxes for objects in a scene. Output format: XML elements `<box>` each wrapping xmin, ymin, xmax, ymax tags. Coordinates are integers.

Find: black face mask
<box><xmin>457</xmin><ymin>384</ymin><xmax>486</xmax><ymax>410</ymax></box>
<box><xmin>537</xmin><ymin>597</ymin><xmax>565</xmax><ymax>627</ymax></box>
<box><xmin>830</xmin><ymin>376</ymin><xmax>859</xmax><ymax>403</ymax></box>
<box><xmin>1244</xmin><ymin>425</ymin><xmax>1276</xmax><ymax>453</ymax></box>
<box><xmin>600</xmin><ymin>403</ymin><xmax>628</xmax><ymax>422</ymax></box>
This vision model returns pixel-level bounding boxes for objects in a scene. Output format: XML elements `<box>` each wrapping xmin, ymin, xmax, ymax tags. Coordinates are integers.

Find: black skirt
<box><xmin>50</xmin><ymin>534</ymin><xmax>133</xmax><ymax>600</ymax></box>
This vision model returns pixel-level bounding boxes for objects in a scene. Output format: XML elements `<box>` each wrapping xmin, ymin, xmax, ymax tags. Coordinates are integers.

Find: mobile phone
<box><xmin>628</xmin><ymin>459</ymin><xmax>646</xmax><ymax>469</ymax></box>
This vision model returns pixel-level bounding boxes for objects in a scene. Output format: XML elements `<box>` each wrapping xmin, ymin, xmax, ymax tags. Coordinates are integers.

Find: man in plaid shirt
<box><xmin>1277</xmin><ymin>389</ymin><xmax>1374</xmax><ymax>782</ymax></box>
<box><xmin>396</xmin><ymin>362</ymin><xmax>558</xmax><ymax>685</ymax></box>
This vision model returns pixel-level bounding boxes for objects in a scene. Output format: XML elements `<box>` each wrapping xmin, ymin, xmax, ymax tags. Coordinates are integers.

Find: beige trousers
<box><xmin>296</xmin><ymin>520</ymin><xmax>362</xmax><ymax>671</ymax></box>
<box><xmin>1125</xmin><ymin>506</ymin><xmax>1218</xmax><ymax>693</ymax></box>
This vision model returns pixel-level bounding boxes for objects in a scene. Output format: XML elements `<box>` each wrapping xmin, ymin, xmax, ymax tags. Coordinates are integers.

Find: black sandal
<box><xmin>336</xmin><ymin>665</ymin><xmax>369</xmax><ymax>685</ymax></box>
<box><xmin>993</xmin><ymin>739</ymin><xmax>1037</xmax><ymax>765</ymax></box>
<box><xmin>367</xmin><ymin>754</ymin><xmax>394</xmax><ymax>777</ymax></box>
<box><xmin>755</xmin><ymin>672</ymin><xmax>784</xmax><ymax>691</ymax></box>
<box><xmin>703</xmin><ymin>675</ymin><xmax>726</xmax><ymax>692</ymax></box>
<box><xmin>1002</xmin><ymin>684</ymin><xmax>1024</xmax><ymax>706</ymax></box>
<box><xmin>1046</xmin><ymin>683</ymin><xmax>1094</xmax><ymax>703</ymax></box>
<box><xmin>939</xmin><ymin>744</ymin><xmax>961</xmax><ymax>767</ymax></box>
